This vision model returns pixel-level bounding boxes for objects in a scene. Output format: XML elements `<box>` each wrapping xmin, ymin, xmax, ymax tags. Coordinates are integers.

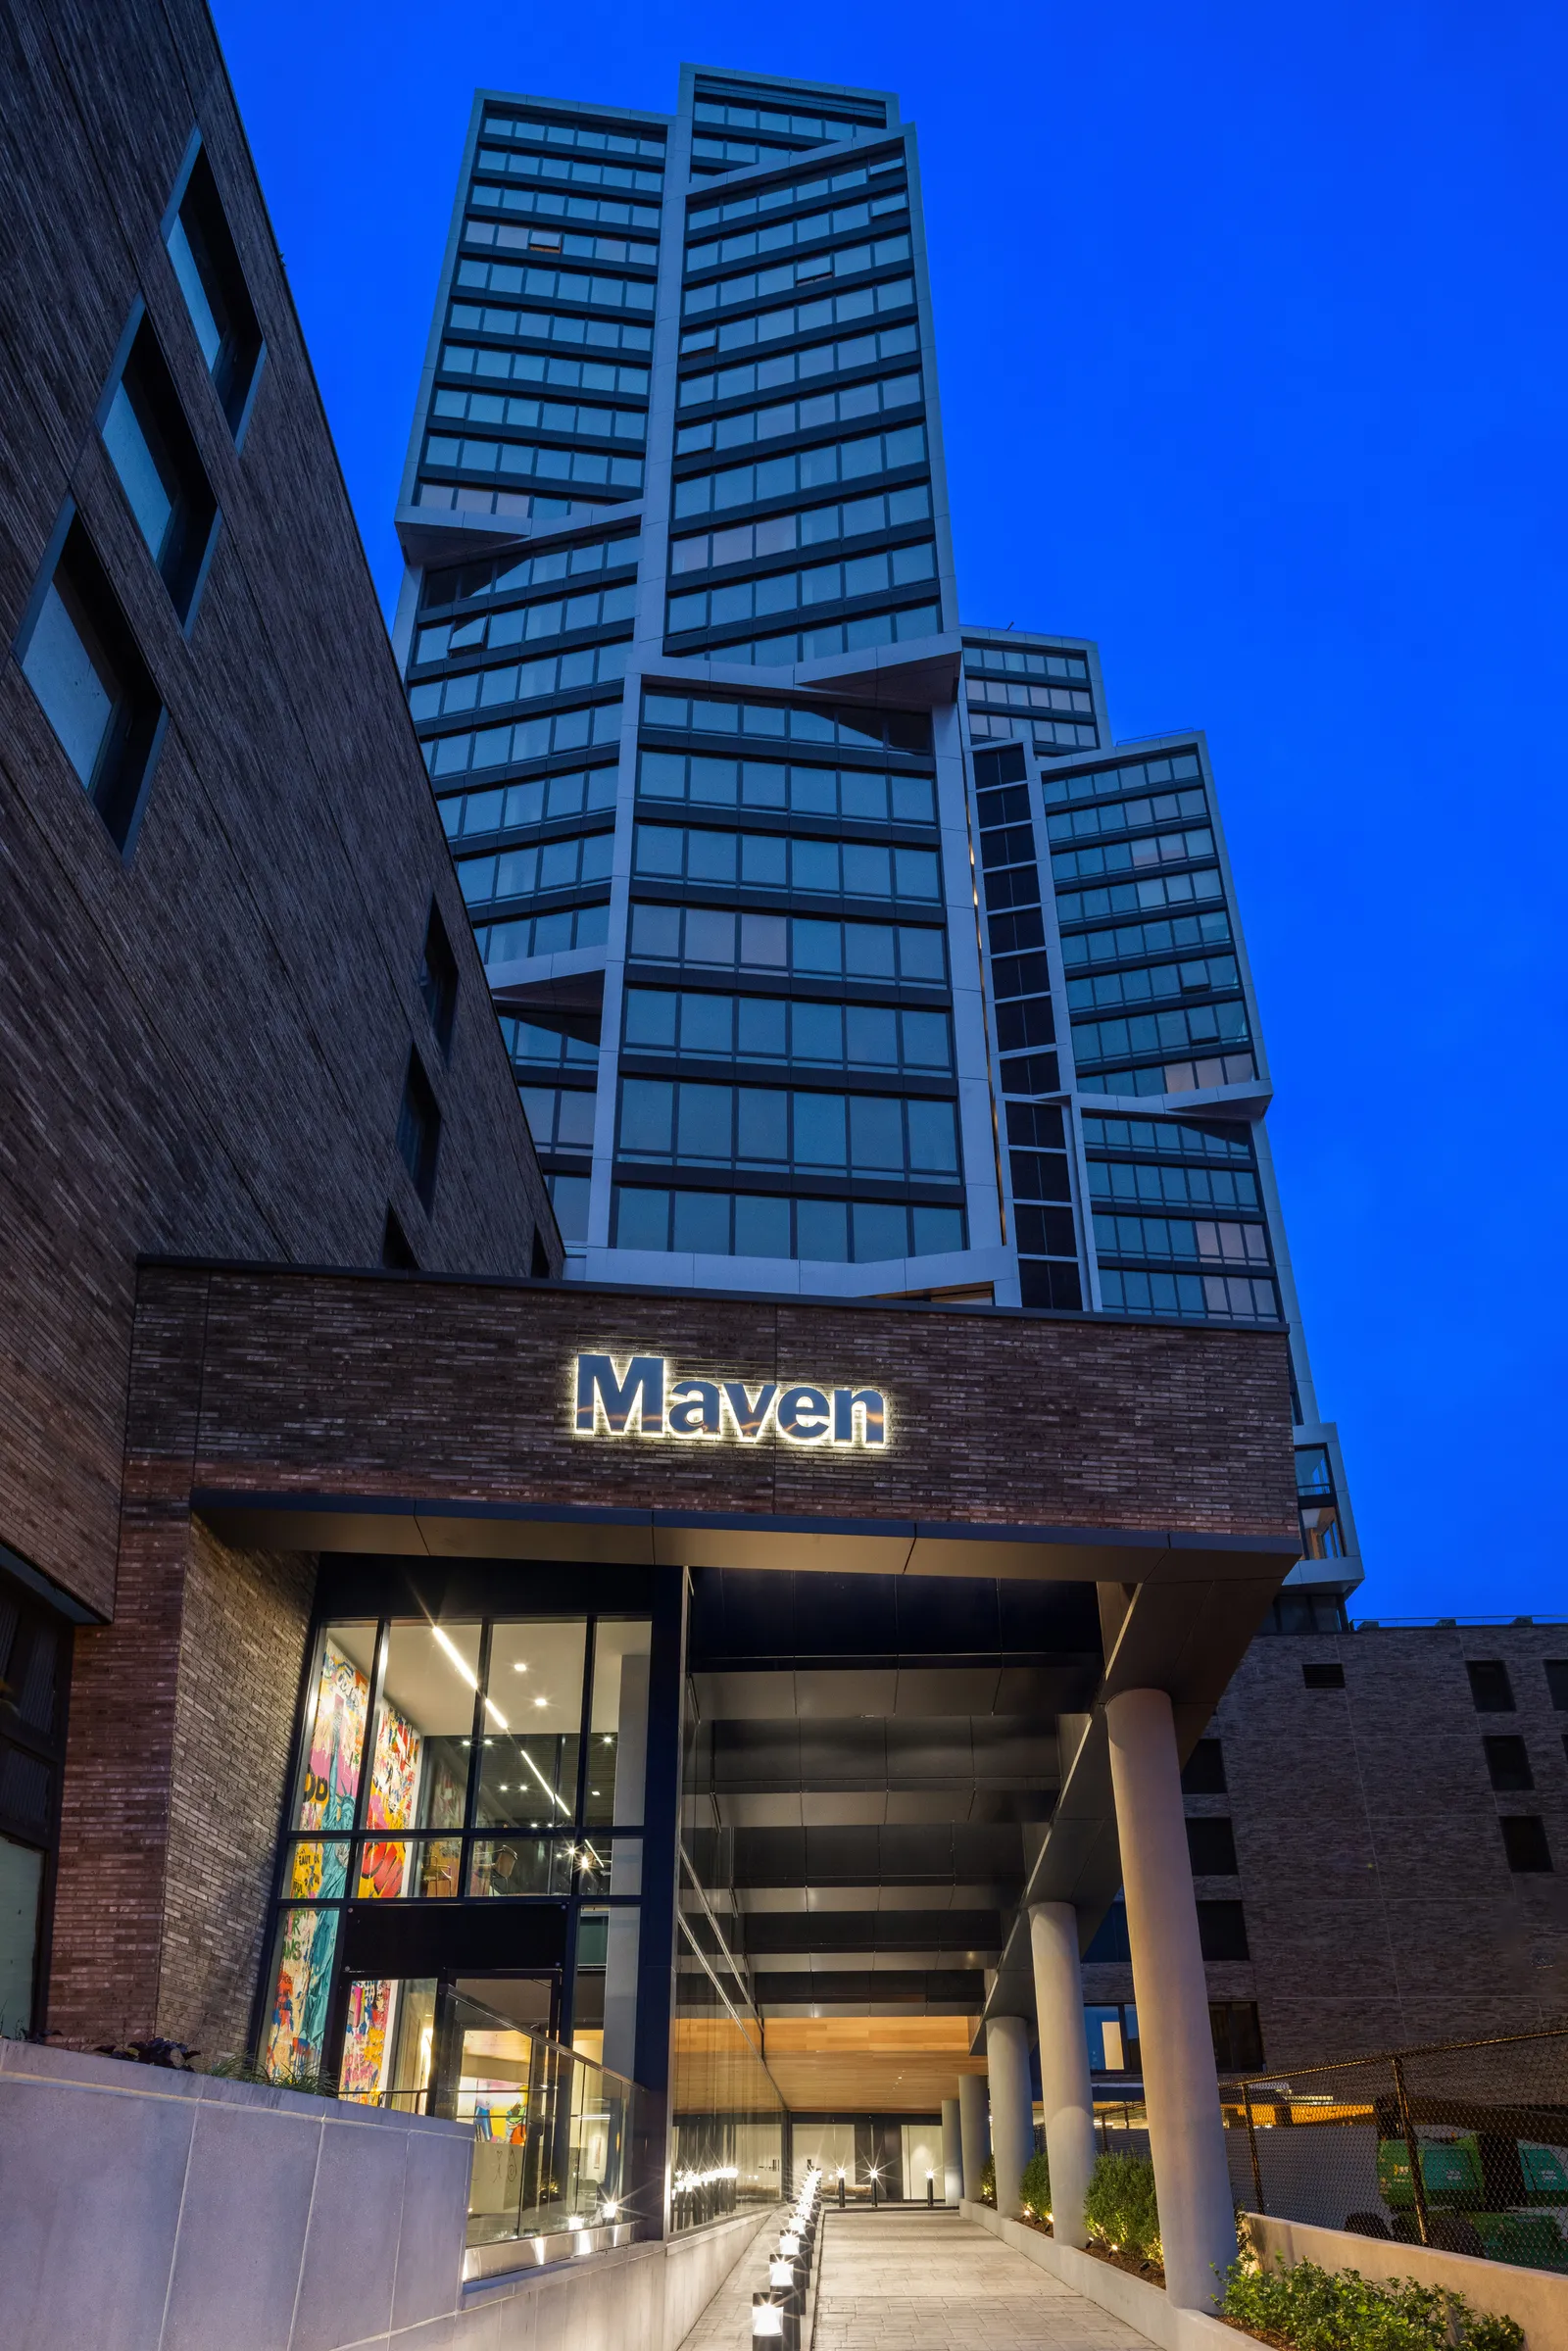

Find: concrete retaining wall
<box><xmin>1244</xmin><ymin>2213</ymin><xmax>1568</xmax><ymax>2351</ymax></box>
<box><xmin>0</xmin><ymin>2040</ymin><xmax>773</xmax><ymax>2350</ymax></box>
<box><xmin>960</xmin><ymin>2200</ymin><xmax>1238</xmax><ymax>2347</ymax></box>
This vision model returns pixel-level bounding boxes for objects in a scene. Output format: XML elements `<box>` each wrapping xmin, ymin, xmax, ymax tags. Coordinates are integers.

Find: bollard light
<box><xmin>780</xmin><ymin>2231</ymin><xmax>801</xmax><ymax>2256</ymax></box>
<box><xmin>753</xmin><ymin>2295</ymin><xmax>784</xmax><ymax>2340</ymax></box>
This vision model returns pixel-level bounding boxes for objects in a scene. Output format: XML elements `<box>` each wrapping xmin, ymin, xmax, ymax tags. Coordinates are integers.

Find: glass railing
<box><xmin>463</xmin><ymin>2028</ymin><xmax>639</xmax><ymax>2250</ymax></box>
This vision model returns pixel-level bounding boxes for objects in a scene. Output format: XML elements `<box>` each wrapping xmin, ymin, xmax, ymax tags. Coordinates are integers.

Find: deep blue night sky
<box><xmin>212</xmin><ymin>0</ymin><xmax>1567</xmax><ymax>1622</ymax></box>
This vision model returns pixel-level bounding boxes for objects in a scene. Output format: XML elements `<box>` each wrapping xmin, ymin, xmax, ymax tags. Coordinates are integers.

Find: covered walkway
<box><xmin>680</xmin><ymin>2209</ymin><xmax>1155</xmax><ymax>2351</ymax></box>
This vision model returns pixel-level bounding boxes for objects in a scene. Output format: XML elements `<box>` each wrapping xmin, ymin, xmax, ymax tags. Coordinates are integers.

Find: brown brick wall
<box><xmin>180</xmin><ymin>1268</ymin><xmax>1299</xmax><ymax>1539</ymax></box>
<box><xmin>159</xmin><ymin>1521</ymin><xmax>316</xmax><ymax>2057</ymax></box>
<box><xmin>1208</xmin><ymin>1626</ymin><xmax>1568</xmax><ymax>2066</ymax></box>
<box><xmin>0</xmin><ymin>2</ymin><xmax>556</xmax><ymax>1623</ymax></box>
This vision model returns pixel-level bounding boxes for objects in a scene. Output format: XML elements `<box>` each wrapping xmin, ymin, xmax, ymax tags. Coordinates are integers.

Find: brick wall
<box><xmin>0</xmin><ymin>1</ymin><xmax>557</xmax><ymax>1623</ymax></box>
<box><xmin>179</xmin><ymin>1267</ymin><xmax>1299</xmax><ymax>1539</ymax></box>
<box><xmin>1202</xmin><ymin>1626</ymin><xmax>1568</xmax><ymax>2065</ymax></box>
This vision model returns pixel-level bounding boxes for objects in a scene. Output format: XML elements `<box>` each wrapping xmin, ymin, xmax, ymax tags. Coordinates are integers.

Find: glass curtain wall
<box><xmin>671</xmin><ymin>1841</ymin><xmax>786</xmax><ymax>2229</ymax></box>
<box><xmin>262</xmin><ymin>1611</ymin><xmax>651</xmax><ymax>2108</ymax></box>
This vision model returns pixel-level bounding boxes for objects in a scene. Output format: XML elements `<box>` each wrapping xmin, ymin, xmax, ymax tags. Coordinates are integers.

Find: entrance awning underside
<box><xmin>678</xmin><ymin>1565</ymin><xmax>1275</xmax><ymax>2035</ymax></box>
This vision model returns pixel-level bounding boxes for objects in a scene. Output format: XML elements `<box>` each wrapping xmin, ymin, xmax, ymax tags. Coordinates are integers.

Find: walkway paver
<box><xmin>810</xmin><ymin>2211</ymin><xmax>1153</xmax><ymax>2351</ymax></box>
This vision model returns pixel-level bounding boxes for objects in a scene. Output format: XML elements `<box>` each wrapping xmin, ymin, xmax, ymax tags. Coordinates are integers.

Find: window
<box><xmin>1186</xmin><ymin>1817</ymin><xmax>1238</xmax><ymax>1875</ymax></box>
<box><xmin>1196</xmin><ymin>1900</ymin><xmax>1250</xmax><ymax>1962</ymax></box>
<box><xmin>410</xmin><ymin>640</ymin><xmax>627</xmax><ymax>722</ymax></box>
<box><xmin>624</xmin><ymin>987</ymin><xmax>952</xmax><ymax>1077</ymax></box>
<box><xmin>1484</xmin><ymin>1737</ymin><xmax>1534</xmax><ymax>1792</ymax></box>
<box><xmin>671</xmin><ymin>422</ymin><xmax>927</xmax><ymax>518</ymax></box>
<box><xmin>263</xmin><ymin>1613</ymin><xmax>652</xmax><ymax>2097</ymax></box>
<box><xmin>419</xmin><ymin>905</ymin><xmax>459</xmax><ymax>1054</ymax></box>
<box><xmin>638</xmin><ymin>748</ymin><xmax>936</xmax><ymax>825</ymax></box>
<box><xmin>679</xmin><ymin>321</ymin><xmax>918</xmax><ymax>406</ymax></box>
<box><xmin>100</xmin><ymin>317</ymin><xmax>218</xmax><ymax>621</ymax></box>
<box><xmin>167</xmin><ymin>145</ymin><xmax>264</xmax><ymax>434</ymax></box>
<box><xmin>632</xmin><ymin>820</ymin><xmax>939</xmax><ymax>904</ymax></box>
<box><xmin>1302</xmin><ymin>1662</ymin><xmax>1346</xmax><ymax>1690</ymax></box>
<box><xmin>1545</xmin><ymin>1662</ymin><xmax>1568</xmax><ymax>1709</ymax></box>
<box><xmin>627</xmin><ymin>901</ymin><xmax>945</xmax><ymax>987</ymax></box>
<box><xmin>670</xmin><ymin>483</ymin><xmax>931</xmax><ymax>575</ymax></box>
<box><xmin>616</xmin><ymin>1077</ymin><xmax>959</xmax><ymax>1183</ymax></box>
<box><xmin>1468</xmin><ymin>1660</ymin><xmax>1515</xmax><ymax>1713</ymax></box>
<box><xmin>665</xmin><ymin>541</ymin><xmax>936</xmax><ymax>636</ymax></box>
<box><xmin>440</xmin><ymin>766</ymin><xmax>618</xmax><ymax>843</ymax></box>
<box><xmin>612</xmin><ymin>1186</ymin><xmax>962</xmax><ymax>1264</ymax></box>
<box><xmin>446</xmin><ymin>301</ymin><xmax>655</xmax><ymax>359</ymax></box>
<box><xmin>641</xmin><ymin>688</ymin><xmax>930</xmax><ymax>754</ymax></box>
<box><xmin>549</xmin><ymin>1171</ymin><xmax>590</xmax><ymax>1243</ymax></box>
<box><xmin>519</xmin><ymin>1086</ymin><xmax>597</xmax><ymax>1153</ymax></box>
<box><xmin>421</xmin><ymin>432</ymin><xmax>644</xmax><ymax>494</ymax></box>
<box><xmin>422</xmin><ymin>697</ymin><xmax>624</xmax><ymax>780</ymax></box>
<box><xmin>18</xmin><ymin>515</ymin><xmax>164</xmax><ymax>852</ymax></box>
<box><xmin>381</xmin><ymin>1208</ymin><xmax>417</xmax><ymax>1270</ymax></box>
<box><xmin>0</xmin><ymin>1569</ymin><xmax>71</xmax><ymax>2037</ymax></box>
<box><xmin>397</xmin><ymin>1051</ymin><xmax>441</xmax><ymax>1209</ymax></box>
<box><xmin>416</xmin><ymin>582</ymin><xmax>637</xmax><ymax>663</ymax></box>
<box><xmin>674</xmin><ymin>370</ymin><xmax>920</xmax><ymax>455</ymax></box>
<box><xmin>1500</xmin><ymin>1816</ymin><xmax>1552</xmax><ymax>1874</ymax></box>
<box><xmin>1209</xmin><ymin>2002</ymin><xmax>1264</xmax><ymax>2073</ymax></box>
<box><xmin>1181</xmin><ymin>1739</ymin><xmax>1227</xmax><ymax>1795</ymax></box>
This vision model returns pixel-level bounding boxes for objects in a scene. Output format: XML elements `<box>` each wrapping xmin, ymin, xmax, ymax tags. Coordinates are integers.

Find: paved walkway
<box><xmin>812</xmin><ymin>2211</ymin><xmax>1152</xmax><ymax>2351</ymax></box>
<box><xmin>679</xmin><ymin>2208</ymin><xmax>1155</xmax><ymax>2351</ymax></box>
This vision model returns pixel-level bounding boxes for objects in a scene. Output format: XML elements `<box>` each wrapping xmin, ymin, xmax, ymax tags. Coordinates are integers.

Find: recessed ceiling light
<box><xmin>514</xmin><ymin>1662</ymin><xmax>527</xmax><ymax>1673</ymax></box>
<box><xmin>534</xmin><ymin>1697</ymin><xmax>548</xmax><ymax>1708</ymax></box>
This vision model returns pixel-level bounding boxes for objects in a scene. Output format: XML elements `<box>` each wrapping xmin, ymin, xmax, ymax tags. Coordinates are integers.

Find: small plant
<box><xmin>1222</xmin><ymin>2253</ymin><xmax>1525</xmax><ymax>2351</ymax></box>
<box><xmin>205</xmin><ymin>2050</ymin><xmax>338</xmax><ymax>2099</ymax></box>
<box><xmin>1020</xmin><ymin>2148</ymin><xmax>1052</xmax><ymax>2222</ymax></box>
<box><xmin>980</xmin><ymin>2152</ymin><xmax>997</xmax><ymax>2207</ymax></box>
<box><xmin>1084</xmin><ymin>2150</ymin><xmax>1161</xmax><ymax>2266</ymax></box>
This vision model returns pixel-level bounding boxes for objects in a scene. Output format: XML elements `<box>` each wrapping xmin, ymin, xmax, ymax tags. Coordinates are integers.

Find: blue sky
<box><xmin>213</xmin><ymin>0</ymin><xmax>1568</xmax><ymax>1622</ymax></box>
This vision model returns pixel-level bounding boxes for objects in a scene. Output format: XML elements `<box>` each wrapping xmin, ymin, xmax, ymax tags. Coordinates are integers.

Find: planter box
<box><xmin>1244</xmin><ymin>2212</ymin><xmax>1568</xmax><ymax>2351</ymax></box>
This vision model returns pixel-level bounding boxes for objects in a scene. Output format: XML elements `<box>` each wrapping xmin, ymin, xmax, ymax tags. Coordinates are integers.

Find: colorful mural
<box><xmin>358</xmin><ymin>1693</ymin><xmax>422</xmax><ymax>1900</ymax></box>
<box><xmin>340</xmin><ymin>1975</ymin><xmax>396</xmax><ymax>2102</ymax></box>
<box><xmin>266</xmin><ymin>1637</ymin><xmax>369</xmax><ymax>2080</ymax></box>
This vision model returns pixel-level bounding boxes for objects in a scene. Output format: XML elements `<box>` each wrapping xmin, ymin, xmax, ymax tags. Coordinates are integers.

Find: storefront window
<box><xmin>263</xmin><ymin>1611</ymin><xmax>653</xmax><ymax>2102</ymax></box>
<box><xmin>358</xmin><ymin>1623</ymin><xmax>478</xmax><ymax>1900</ymax></box>
<box><xmin>476</xmin><ymin>1620</ymin><xmax>586</xmax><ymax>1827</ymax></box>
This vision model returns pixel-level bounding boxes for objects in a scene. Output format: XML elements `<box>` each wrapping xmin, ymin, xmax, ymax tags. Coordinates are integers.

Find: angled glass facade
<box><xmin>392</xmin><ymin>64</ymin><xmax>1359</xmax><ymax>1604</ymax></box>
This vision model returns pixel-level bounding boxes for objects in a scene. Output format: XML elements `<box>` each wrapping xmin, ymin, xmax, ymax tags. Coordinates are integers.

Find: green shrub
<box><xmin>1222</xmin><ymin>2254</ymin><xmax>1525</xmax><ymax>2351</ymax></box>
<box><xmin>1083</xmin><ymin>2151</ymin><xmax>1160</xmax><ymax>2265</ymax></box>
<box><xmin>1019</xmin><ymin>2149</ymin><xmax>1053</xmax><ymax>2220</ymax></box>
<box><xmin>979</xmin><ymin>2153</ymin><xmax>996</xmax><ymax>2207</ymax></box>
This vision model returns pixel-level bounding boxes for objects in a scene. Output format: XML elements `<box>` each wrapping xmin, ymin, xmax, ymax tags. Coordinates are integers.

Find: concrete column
<box><xmin>1105</xmin><ymin>1687</ymin><xmax>1237</xmax><ymax>2310</ymax></box>
<box><xmin>941</xmin><ymin>2096</ymin><xmax>963</xmax><ymax>2204</ymax></box>
<box><xmin>1028</xmin><ymin>1901</ymin><xmax>1097</xmax><ymax>2247</ymax></box>
<box><xmin>985</xmin><ymin>2014</ymin><xmax>1035</xmax><ymax>2219</ymax></box>
<box><xmin>957</xmin><ymin>2069</ymin><xmax>989</xmax><ymax>2201</ymax></box>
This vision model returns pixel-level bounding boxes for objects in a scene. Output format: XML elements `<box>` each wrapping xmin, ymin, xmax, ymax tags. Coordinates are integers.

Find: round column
<box><xmin>1105</xmin><ymin>1686</ymin><xmax>1238</xmax><ymax>2309</ymax></box>
<box><xmin>1028</xmin><ymin>1900</ymin><xmax>1097</xmax><ymax>2247</ymax></box>
<box><xmin>957</xmin><ymin>2069</ymin><xmax>989</xmax><ymax>2202</ymax></box>
<box><xmin>941</xmin><ymin>2095</ymin><xmax>963</xmax><ymax>2204</ymax></box>
<box><xmin>985</xmin><ymin>2013</ymin><xmax>1035</xmax><ymax>2219</ymax></box>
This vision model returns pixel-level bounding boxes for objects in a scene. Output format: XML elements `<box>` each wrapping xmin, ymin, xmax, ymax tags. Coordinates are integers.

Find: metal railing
<box><xmin>1221</xmin><ymin>2026</ymin><xmax>1568</xmax><ymax>2274</ymax></box>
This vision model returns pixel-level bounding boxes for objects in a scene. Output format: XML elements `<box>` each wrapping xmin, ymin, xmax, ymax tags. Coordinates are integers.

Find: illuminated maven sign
<box><xmin>572</xmin><ymin>1354</ymin><xmax>887</xmax><ymax>1446</ymax></box>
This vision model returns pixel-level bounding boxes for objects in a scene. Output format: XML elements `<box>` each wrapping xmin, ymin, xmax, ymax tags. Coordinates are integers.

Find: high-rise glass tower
<box><xmin>392</xmin><ymin>64</ymin><xmax>1359</xmax><ymax>1606</ymax></box>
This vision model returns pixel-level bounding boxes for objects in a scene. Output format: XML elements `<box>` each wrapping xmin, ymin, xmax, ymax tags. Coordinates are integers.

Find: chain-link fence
<box><xmin>1221</xmin><ymin>2027</ymin><xmax>1568</xmax><ymax>2273</ymax></box>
